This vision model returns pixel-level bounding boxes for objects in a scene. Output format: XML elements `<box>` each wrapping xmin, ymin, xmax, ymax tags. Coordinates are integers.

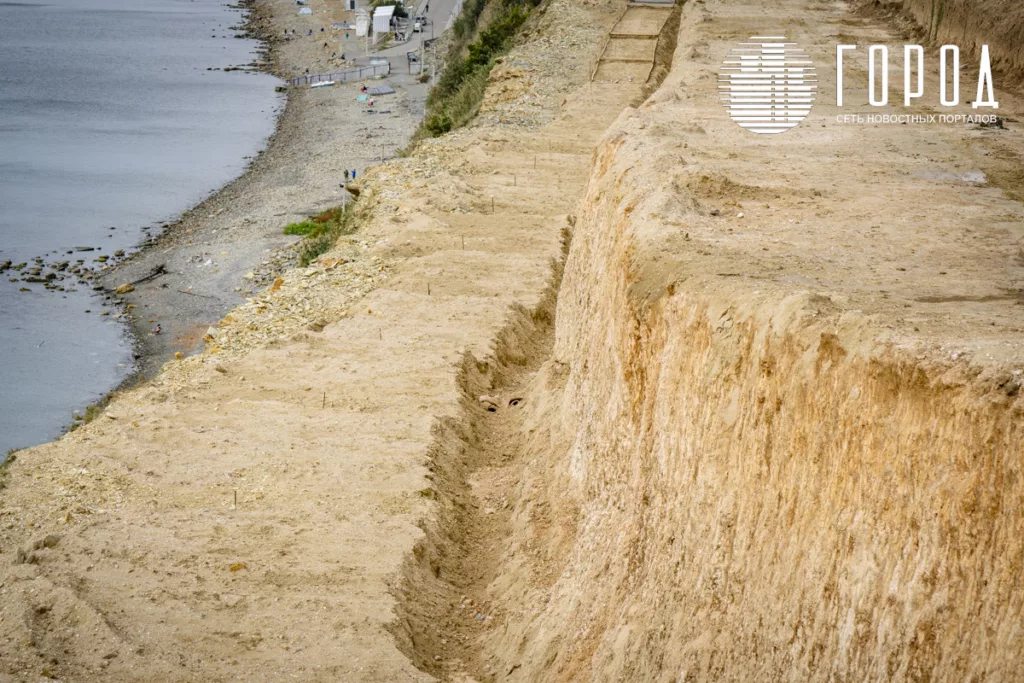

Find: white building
<box><xmin>355</xmin><ymin>9</ymin><xmax>369</xmax><ymax>36</ymax></box>
<box><xmin>372</xmin><ymin>4</ymin><xmax>395</xmax><ymax>35</ymax></box>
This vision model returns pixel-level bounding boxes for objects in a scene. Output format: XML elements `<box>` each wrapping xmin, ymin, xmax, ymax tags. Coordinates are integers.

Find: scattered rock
<box><xmin>115</xmin><ymin>283</ymin><xmax>135</xmax><ymax>294</ymax></box>
<box><xmin>220</xmin><ymin>593</ymin><xmax>244</xmax><ymax>608</ymax></box>
<box><xmin>32</xmin><ymin>534</ymin><xmax>61</xmax><ymax>550</ymax></box>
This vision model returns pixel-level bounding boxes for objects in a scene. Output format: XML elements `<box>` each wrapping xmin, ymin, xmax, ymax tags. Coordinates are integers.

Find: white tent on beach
<box><xmin>372</xmin><ymin>4</ymin><xmax>395</xmax><ymax>34</ymax></box>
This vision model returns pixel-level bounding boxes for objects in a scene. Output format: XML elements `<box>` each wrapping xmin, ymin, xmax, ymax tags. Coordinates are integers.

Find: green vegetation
<box><xmin>417</xmin><ymin>0</ymin><xmax>541</xmax><ymax>139</ymax></box>
<box><xmin>0</xmin><ymin>450</ymin><xmax>15</xmax><ymax>491</ymax></box>
<box><xmin>65</xmin><ymin>395</ymin><xmax>110</xmax><ymax>435</ymax></box>
<box><xmin>283</xmin><ymin>205</ymin><xmax>358</xmax><ymax>267</ymax></box>
<box><xmin>70</xmin><ymin>401</ymin><xmax>104</xmax><ymax>429</ymax></box>
<box><xmin>283</xmin><ymin>221</ymin><xmax>320</xmax><ymax>236</ymax></box>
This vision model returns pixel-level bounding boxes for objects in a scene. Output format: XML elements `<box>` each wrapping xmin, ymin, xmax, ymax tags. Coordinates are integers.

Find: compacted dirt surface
<box><xmin>3</xmin><ymin>0</ymin><xmax>1024</xmax><ymax>680</ymax></box>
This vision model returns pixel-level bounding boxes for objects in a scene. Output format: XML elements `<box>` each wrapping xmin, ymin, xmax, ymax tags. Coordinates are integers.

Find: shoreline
<box><xmin>96</xmin><ymin>0</ymin><xmax>293</xmax><ymax>381</ymax></box>
<box><xmin>0</xmin><ymin>0</ymin><xmax>288</xmax><ymax>459</ymax></box>
<box><xmin>99</xmin><ymin>0</ymin><xmax>427</xmax><ymax>382</ymax></box>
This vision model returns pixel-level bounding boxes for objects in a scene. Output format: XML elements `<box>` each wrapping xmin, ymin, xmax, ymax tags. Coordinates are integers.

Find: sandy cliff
<box><xmin>859</xmin><ymin>0</ymin><xmax>1024</xmax><ymax>78</ymax></box>
<box><xmin>395</xmin><ymin>0</ymin><xmax>1024</xmax><ymax>680</ymax></box>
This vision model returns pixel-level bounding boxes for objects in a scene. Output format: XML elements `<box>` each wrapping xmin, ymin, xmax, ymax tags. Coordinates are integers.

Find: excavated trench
<box><xmin>390</xmin><ymin>231</ymin><xmax>571</xmax><ymax>682</ymax></box>
<box><xmin>394</xmin><ymin>147</ymin><xmax>1024</xmax><ymax>681</ymax></box>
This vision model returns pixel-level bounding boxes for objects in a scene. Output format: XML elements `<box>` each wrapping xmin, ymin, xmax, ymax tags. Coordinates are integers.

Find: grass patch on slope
<box><xmin>284</xmin><ymin>205</ymin><xmax>358</xmax><ymax>266</ymax></box>
<box><xmin>0</xmin><ymin>450</ymin><xmax>17</xmax><ymax>490</ymax></box>
<box><xmin>416</xmin><ymin>0</ymin><xmax>541</xmax><ymax>139</ymax></box>
<box><xmin>283</xmin><ymin>221</ymin><xmax>319</xmax><ymax>236</ymax></box>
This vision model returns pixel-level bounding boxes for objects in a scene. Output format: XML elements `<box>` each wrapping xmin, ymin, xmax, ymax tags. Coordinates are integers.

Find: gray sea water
<box><xmin>0</xmin><ymin>0</ymin><xmax>282</xmax><ymax>455</ymax></box>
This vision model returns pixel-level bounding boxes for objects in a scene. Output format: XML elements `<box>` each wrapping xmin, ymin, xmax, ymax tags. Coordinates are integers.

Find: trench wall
<box><xmin>472</xmin><ymin>128</ymin><xmax>1024</xmax><ymax>681</ymax></box>
<box><xmin>861</xmin><ymin>0</ymin><xmax>1024</xmax><ymax>78</ymax></box>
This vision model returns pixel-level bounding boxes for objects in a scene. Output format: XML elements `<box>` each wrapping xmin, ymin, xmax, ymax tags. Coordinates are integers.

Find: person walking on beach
<box><xmin>352</xmin><ymin>169</ymin><xmax>356</xmax><ymax>179</ymax></box>
<box><xmin>344</xmin><ymin>169</ymin><xmax>350</xmax><ymax>182</ymax></box>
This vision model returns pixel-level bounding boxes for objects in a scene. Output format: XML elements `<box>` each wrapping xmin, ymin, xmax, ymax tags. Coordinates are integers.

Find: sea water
<box><xmin>0</xmin><ymin>0</ymin><xmax>282</xmax><ymax>455</ymax></box>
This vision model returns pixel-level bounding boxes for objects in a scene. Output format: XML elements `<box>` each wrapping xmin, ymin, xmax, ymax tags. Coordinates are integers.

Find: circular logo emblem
<box><xmin>719</xmin><ymin>36</ymin><xmax>817</xmax><ymax>134</ymax></box>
